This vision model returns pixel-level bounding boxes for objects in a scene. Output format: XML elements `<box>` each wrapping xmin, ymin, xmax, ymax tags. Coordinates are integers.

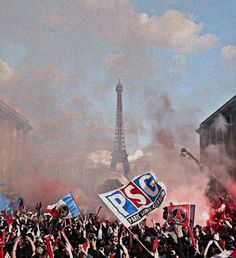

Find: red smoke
<box><xmin>40</xmin><ymin>179</ymin><xmax>69</xmax><ymax>204</ymax></box>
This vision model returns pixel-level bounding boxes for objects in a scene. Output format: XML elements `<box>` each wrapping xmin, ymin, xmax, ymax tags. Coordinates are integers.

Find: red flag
<box><xmin>231</xmin><ymin>249</ymin><xmax>236</xmax><ymax>257</ymax></box>
<box><xmin>50</xmin><ymin>207</ymin><xmax>59</xmax><ymax>218</ymax></box>
<box><xmin>152</xmin><ymin>237</ymin><xmax>159</xmax><ymax>252</ymax></box>
<box><xmin>189</xmin><ymin>227</ymin><xmax>196</xmax><ymax>249</ymax></box>
<box><xmin>0</xmin><ymin>230</ymin><xmax>6</xmax><ymax>258</ymax></box>
<box><xmin>2</xmin><ymin>211</ymin><xmax>13</xmax><ymax>225</ymax></box>
<box><xmin>82</xmin><ymin>240</ymin><xmax>89</xmax><ymax>254</ymax></box>
<box><xmin>166</xmin><ymin>204</ymin><xmax>195</xmax><ymax>227</ymax></box>
<box><xmin>53</xmin><ymin>237</ymin><xmax>59</xmax><ymax>250</ymax></box>
<box><xmin>45</xmin><ymin>235</ymin><xmax>54</xmax><ymax>258</ymax></box>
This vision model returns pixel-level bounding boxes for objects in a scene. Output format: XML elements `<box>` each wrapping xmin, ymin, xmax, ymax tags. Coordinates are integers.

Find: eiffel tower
<box><xmin>110</xmin><ymin>80</ymin><xmax>130</xmax><ymax>177</ymax></box>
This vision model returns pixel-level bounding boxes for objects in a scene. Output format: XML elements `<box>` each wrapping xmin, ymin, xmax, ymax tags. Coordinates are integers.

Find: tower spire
<box><xmin>110</xmin><ymin>80</ymin><xmax>130</xmax><ymax>177</ymax></box>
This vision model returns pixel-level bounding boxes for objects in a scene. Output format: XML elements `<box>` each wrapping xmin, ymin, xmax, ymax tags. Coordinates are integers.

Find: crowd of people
<box><xmin>0</xmin><ymin>198</ymin><xmax>235</xmax><ymax>258</ymax></box>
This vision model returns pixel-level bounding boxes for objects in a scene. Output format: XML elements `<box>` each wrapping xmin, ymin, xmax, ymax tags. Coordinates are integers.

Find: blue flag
<box><xmin>46</xmin><ymin>192</ymin><xmax>81</xmax><ymax>218</ymax></box>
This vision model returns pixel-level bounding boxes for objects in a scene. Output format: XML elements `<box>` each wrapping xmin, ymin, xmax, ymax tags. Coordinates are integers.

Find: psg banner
<box><xmin>99</xmin><ymin>172</ymin><xmax>166</xmax><ymax>227</ymax></box>
<box><xmin>163</xmin><ymin>204</ymin><xmax>195</xmax><ymax>228</ymax></box>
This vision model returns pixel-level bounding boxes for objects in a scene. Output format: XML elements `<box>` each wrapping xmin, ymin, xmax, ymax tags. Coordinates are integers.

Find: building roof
<box><xmin>197</xmin><ymin>95</ymin><xmax>236</xmax><ymax>133</ymax></box>
<box><xmin>0</xmin><ymin>100</ymin><xmax>33</xmax><ymax>132</ymax></box>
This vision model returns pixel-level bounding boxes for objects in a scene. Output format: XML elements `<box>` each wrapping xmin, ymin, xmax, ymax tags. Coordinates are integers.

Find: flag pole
<box><xmin>95</xmin><ymin>206</ymin><xmax>102</xmax><ymax>219</ymax></box>
<box><xmin>124</xmin><ymin>225</ymin><xmax>153</xmax><ymax>255</ymax></box>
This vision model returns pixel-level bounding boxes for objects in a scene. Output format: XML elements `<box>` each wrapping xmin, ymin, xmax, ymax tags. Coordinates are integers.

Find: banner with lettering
<box><xmin>99</xmin><ymin>172</ymin><xmax>166</xmax><ymax>227</ymax></box>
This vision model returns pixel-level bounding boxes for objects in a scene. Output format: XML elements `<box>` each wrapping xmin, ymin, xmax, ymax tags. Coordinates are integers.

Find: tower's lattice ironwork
<box><xmin>110</xmin><ymin>80</ymin><xmax>130</xmax><ymax>176</ymax></box>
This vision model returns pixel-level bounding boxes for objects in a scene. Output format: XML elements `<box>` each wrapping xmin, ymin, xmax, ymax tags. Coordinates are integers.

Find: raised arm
<box><xmin>11</xmin><ymin>237</ymin><xmax>21</xmax><ymax>258</ymax></box>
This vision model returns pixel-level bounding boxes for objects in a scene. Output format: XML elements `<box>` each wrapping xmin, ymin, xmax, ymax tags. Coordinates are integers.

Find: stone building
<box><xmin>0</xmin><ymin>100</ymin><xmax>32</xmax><ymax>190</ymax></box>
<box><xmin>197</xmin><ymin>95</ymin><xmax>236</xmax><ymax>178</ymax></box>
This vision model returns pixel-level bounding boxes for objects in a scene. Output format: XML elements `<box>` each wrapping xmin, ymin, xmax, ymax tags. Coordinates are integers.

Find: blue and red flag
<box><xmin>0</xmin><ymin>193</ymin><xmax>10</xmax><ymax>211</ymax></box>
<box><xmin>163</xmin><ymin>203</ymin><xmax>195</xmax><ymax>227</ymax></box>
<box><xmin>46</xmin><ymin>192</ymin><xmax>80</xmax><ymax>219</ymax></box>
<box><xmin>16</xmin><ymin>197</ymin><xmax>25</xmax><ymax>213</ymax></box>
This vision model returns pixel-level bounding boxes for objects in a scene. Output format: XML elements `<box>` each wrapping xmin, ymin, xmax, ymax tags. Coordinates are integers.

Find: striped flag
<box><xmin>46</xmin><ymin>192</ymin><xmax>80</xmax><ymax>219</ymax></box>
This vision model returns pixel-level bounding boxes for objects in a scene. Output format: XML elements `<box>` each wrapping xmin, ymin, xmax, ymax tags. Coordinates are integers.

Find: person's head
<box><xmin>77</xmin><ymin>236</ymin><xmax>86</xmax><ymax>245</ymax></box>
<box><xmin>36</xmin><ymin>246</ymin><xmax>44</xmax><ymax>255</ymax></box>
<box><xmin>195</xmin><ymin>228</ymin><xmax>200</xmax><ymax>237</ymax></box>
<box><xmin>144</xmin><ymin>236</ymin><xmax>151</xmax><ymax>243</ymax></box>
<box><xmin>155</xmin><ymin>223</ymin><xmax>161</xmax><ymax>231</ymax></box>
<box><xmin>227</xmin><ymin>235</ymin><xmax>236</xmax><ymax>249</ymax></box>
<box><xmin>205</xmin><ymin>227</ymin><xmax>212</xmax><ymax>235</ymax></box>
<box><xmin>213</xmin><ymin>233</ymin><xmax>220</xmax><ymax>241</ymax></box>
<box><xmin>16</xmin><ymin>242</ymin><xmax>32</xmax><ymax>258</ymax></box>
<box><xmin>112</xmin><ymin>234</ymin><xmax>118</xmax><ymax>245</ymax></box>
<box><xmin>182</xmin><ymin>226</ymin><xmax>188</xmax><ymax>233</ymax></box>
<box><xmin>136</xmin><ymin>243</ymin><xmax>144</xmax><ymax>253</ymax></box>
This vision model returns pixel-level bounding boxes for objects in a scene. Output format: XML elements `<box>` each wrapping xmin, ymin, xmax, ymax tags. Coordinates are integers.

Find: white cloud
<box><xmin>128</xmin><ymin>149</ymin><xmax>144</xmax><ymax>161</ymax></box>
<box><xmin>46</xmin><ymin>1</ymin><xmax>218</xmax><ymax>54</ymax></box>
<box><xmin>221</xmin><ymin>45</ymin><xmax>236</xmax><ymax>66</ymax></box>
<box><xmin>87</xmin><ymin>150</ymin><xmax>111</xmax><ymax>166</ymax></box>
<box><xmin>102</xmin><ymin>52</ymin><xmax>157</xmax><ymax>75</ymax></box>
<box><xmin>36</xmin><ymin>67</ymin><xmax>84</xmax><ymax>82</ymax></box>
<box><xmin>0</xmin><ymin>60</ymin><xmax>17</xmax><ymax>85</ymax></box>
<box><xmin>135</xmin><ymin>10</ymin><xmax>218</xmax><ymax>53</ymax></box>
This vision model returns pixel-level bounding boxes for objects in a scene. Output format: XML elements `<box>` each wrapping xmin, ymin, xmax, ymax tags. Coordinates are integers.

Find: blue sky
<box><xmin>97</xmin><ymin>1</ymin><xmax>232</xmax><ymax>117</ymax></box>
<box><xmin>0</xmin><ymin>0</ymin><xmax>235</xmax><ymax>158</ymax></box>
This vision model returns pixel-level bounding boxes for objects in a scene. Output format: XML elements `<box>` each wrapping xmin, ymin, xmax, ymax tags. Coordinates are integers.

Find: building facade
<box><xmin>197</xmin><ymin>95</ymin><xmax>236</xmax><ymax>178</ymax></box>
<box><xmin>0</xmin><ymin>100</ymin><xmax>32</xmax><ymax>189</ymax></box>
